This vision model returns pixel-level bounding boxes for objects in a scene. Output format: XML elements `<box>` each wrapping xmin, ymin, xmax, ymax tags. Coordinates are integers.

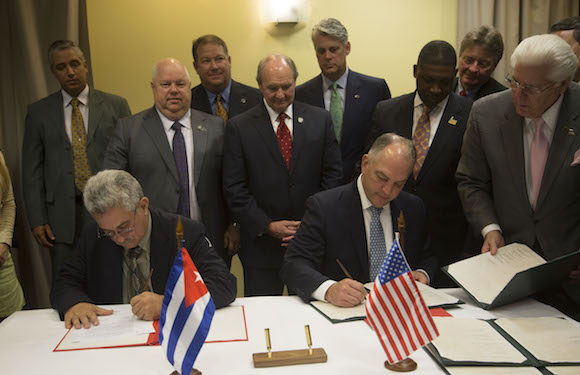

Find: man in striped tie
<box><xmin>281</xmin><ymin>133</ymin><xmax>436</xmax><ymax>307</ymax></box>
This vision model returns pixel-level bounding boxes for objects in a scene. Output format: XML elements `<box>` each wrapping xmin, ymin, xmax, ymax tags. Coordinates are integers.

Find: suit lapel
<box><xmin>253</xmin><ymin>104</ymin><xmax>288</xmax><ymax>172</ymax></box>
<box><xmin>191</xmin><ymin>86</ymin><xmax>213</xmax><ymax>114</ymax></box>
<box><xmin>149</xmin><ymin>211</ymin><xmax>173</xmax><ymax>293</ymax></box>
<box><xmin>307</xmin><ymin>75</ymin><xmax>325</xmax><ymax>107</ymax></box>
<box><xmin>289</xmin><ymin>104</ymin><xmax>306</xmax><ymax>175</ymax></box>
<box><xmin>349</xmin><ymin>182</ymin><xmax>369</xmax><ymax>280</ymax></box>
<box><xmin>143</xmin><ymin>108</ymin><xmax>179</xmax><ymax>182</ymax></box>
<box><xmin>86</xmin><ymin>88</ymin><xmax>103</xmax><ymax>145</ymax></box>
<box><xmin>49</xmin><ymin>92</ymin><xmax>70</xmax><ymax>146</ymax></box>
<box><xmin>500</xmin><ymin>107</ymin><xmax>531</xmax><ymax>213</ymax></box>
<box><xmin>342</xmin><ymin>72</ymin><xmax>362</xmax><ymax>146</ymax></box>
<box><xmin>537</xmin><ymin>88</ymin><xmax>580</xmax><ymax>208</ymax></box>
<box><xmin>191</xmin><ymin>110</ymin><xmax>208</xmax><ymax>186</ymax></box>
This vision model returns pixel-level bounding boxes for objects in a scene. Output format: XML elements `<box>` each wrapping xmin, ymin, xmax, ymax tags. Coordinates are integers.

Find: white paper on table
<box><xmin>310</xmin><ymin>300</ymin><xmax>365</xmax><ymax>322</ymax></box>
<box><xmin>56</xmin><ymin>305</ymin><xmax>154</xmax><ymax>350</ymax></box>
<box><xmin>430</xmin><ymin>317</ymin><xmax>527</xmax><ymax>363</ymax></box>
<box><xmin>545</xmin><ymin>366</ymin><xmax>580</xmax><ymax>374</ymax></box>
<box><xmin>365</xmin><ymin>281</ymin><xmax>460</xmax><ymax>308</ymax></box>
<box><xmin>206</xmin><ymin>305</ymin><xmax>248</xmax><ymax>342</ymax></box>
<box><xmin>495</xmin><ymin>317</ymin><xmax>580</xmax><ymax>363</ymax></box>
<box><xmin>447</xmin><ymin>367</ymin><xmax>543</xmax><ymax>375</ymax></box>
<box><xmin>446</xmin><ymin>243</ymin><xmax>545</xmax><ymax>304</ymax></box>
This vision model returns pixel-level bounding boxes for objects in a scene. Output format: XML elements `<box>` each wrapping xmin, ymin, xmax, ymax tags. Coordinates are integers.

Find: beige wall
<box><xmin>86</xmin><ymin>0</ymin><xmax>457</xmax><ymax>112</ymax></box>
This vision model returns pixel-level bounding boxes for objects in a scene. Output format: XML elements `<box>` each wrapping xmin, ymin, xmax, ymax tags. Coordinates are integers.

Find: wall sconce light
<box><xmin>269</xmin><ymin>0</ymin><xmax>304</xmax><ymax>25</ymax></box>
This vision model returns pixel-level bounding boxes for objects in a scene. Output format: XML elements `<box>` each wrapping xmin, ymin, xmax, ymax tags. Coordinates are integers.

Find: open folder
<box><xmin>424</xmin><ymin>317</ymin><xmax>580</xmax><ymax>369</ymax></box>
<box><xmin>442</xmin><ymin>243</ymin><xmax>580</xmax><ymax>310</ymax></box>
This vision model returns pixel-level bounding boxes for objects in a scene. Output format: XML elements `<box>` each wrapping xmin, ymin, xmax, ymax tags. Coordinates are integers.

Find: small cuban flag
<box><xmin>159</xmin><ymin>244</ymin><xmax>215</xmax><ymax>374</ymax></box>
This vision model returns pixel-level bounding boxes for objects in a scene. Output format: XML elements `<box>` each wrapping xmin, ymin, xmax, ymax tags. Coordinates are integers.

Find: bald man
<box><xmin>104</xmin><ymin>58</ymin><xmax>233</xmax><ymax>268</ymax></box>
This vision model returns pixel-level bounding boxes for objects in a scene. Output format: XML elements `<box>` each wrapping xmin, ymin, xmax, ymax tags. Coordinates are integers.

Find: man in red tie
<box><xmin>456</xmin><ymin>34</ymin><xmax>580</xmax><ymax>319</ymax></box>
<box><xmin>223</xmin><ymin>54</ymin><xmax>343</xmax><ymax>296</ymax></box>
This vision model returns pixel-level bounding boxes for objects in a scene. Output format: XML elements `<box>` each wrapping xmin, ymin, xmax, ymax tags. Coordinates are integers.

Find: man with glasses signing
<box><xmin>50</xmin><ymin>170</ymin><xmax>236</xmax><ymax>329</ymax></box>
<box><xmin>456</xmin><ymin>34</ymin><xmax>580</xmax><ymax>319</ymax></box>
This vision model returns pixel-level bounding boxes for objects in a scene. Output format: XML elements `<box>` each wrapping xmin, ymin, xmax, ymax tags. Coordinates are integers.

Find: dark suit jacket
<box><xmin>50</xmin><ymin>208</ymin><xmax>236</xmax><ymax>318</ymax></box>
<box><xmin>22</xmin><ymin>89</ymin><xmax>131</xmax><ymax>244</ymax></box>
<box><xmin>103</xmin><ymin>107</ymin><xmax>229</xmax><ymax>262</ymax></box>
<box><xmin>453</xmin><ymin>77</ymin><xmax>506</xmax><ymax>101</ymax></box>
<box><xmin>367</xmin><ymin>92</ymin><xmax>473</xmax><ymax>266</ymax></box>
<box><xmin>223</xmin><ymin>101</ymin><xmax>343</xmax><ymax>269</ymax></box>
<box><xmin>456</xmin><ymin>85</ymin><xmax>580</xmax><ymax>260</ymax></box>
<box><xmin>280</xmin><ymin>182</ymin><xmax>435</xmax><ymax>303</ymax></box>
<box><xmin>295</xmin><ymin>71</ymin><xmax>391</xmax><ymax>182</ymax></box>
<box><xmin>191</xmin><ymin>80</ymin><xmax>262</xmax><ymax>119</ymax></box>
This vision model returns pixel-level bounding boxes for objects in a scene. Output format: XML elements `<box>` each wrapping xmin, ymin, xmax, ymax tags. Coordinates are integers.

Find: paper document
<box><xmin>366</xmin><ymin>281</ymin><xmax>461</xmax><ymax>308</ymax></box>
<box><xmin>447</xmin><ymin>368</ymin><xmax>542</xmax><ymax>375</ymax></box>
<box><xmin>446</xmin><ymin>244</ymin><xmax>545</xmax><ymax>305</ymax></box>
<box><xmin>206</xmin><ymin>305</ymin><xmax>247</xmax><ymax>342</ymax></box>
<box><xmin>545</xmin><ymin>367</ymin><xmax>580</xmax><ymax>374</ymax></box>
<box><xmin>495</xmin><ymin>317</ymin><xmax>580</xmax><ymax>363</ymax></box>
<box><xmin>429</xmin><ymin>317</ymin><xmax>527</xmax><ymax>363</ymax></box>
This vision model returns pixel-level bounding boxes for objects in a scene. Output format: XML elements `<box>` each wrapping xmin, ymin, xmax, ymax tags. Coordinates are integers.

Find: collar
<box><xmin>263</xmin><ymin>98</ymin><xmax>293</xmax><ymax>123</ymax></box>
<box><xmin>357</xmin><ymin>174</ymin><xmax>390</xmax><ymax>212</ymax></box>
<box><xmin>413</xmin><ymin>91</ymin><xmax>449</xmax><ymax>113</ymax></box>
<box><xmin>137</xmin><ymin>210</ymin><xmax>152</xmax><ymax>251</ymax></box>
<box><xmin>456</xmin><ymin>79</ymin><xmax>480</xmax><ymax>98</ymax></box>
<box><xmin>156</xmin><ymin>107</ymin><xmax>192</xmax><ymax>132</ymax></box>
<box><xmin>322</xmin><ymin>68</ymin><xmax>349</xmax><ymax>92</ymax></box>
<box><xmin>524</xmin><ymin>93</ymin><xmax>564</xmax><ymax>131</ymax></box>
<box><xmin>62</xmin><ymin>85</ymin><xmax>89</xmax><ymax>106</ymax></box>
<box><xmin>204</xmin><ymin>79</ymin><xmax>232</xmax><ymax>105</ymax></box>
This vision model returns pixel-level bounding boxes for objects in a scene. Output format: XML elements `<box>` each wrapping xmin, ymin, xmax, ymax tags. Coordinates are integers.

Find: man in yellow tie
<box><xmin>22</xmin><ymin>40</ymin><xmax>131</xmax><ymax>283</ymax></box>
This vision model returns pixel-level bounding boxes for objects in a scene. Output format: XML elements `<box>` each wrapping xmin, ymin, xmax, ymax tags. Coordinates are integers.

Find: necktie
<box><xmin>215</xmin><ymin>94</ymin><xmax>228</xmax><ymax>120</ymax></box>
<box><xmin>127</xmin><ymin>246</ymin><xmax>143</xmax><ymax>297</ymax></box>
<box><xmin>412</xmin><ymin>105</ymin><xmax>430</xmax><ymax>179</ymax></box>
<box><xmin>171</xmin><ymin>122</ymin><xmax>191</xmax><ymax>217</ymax></box>
<box><xmin>459</xmin><ymin>89</ymin><xmax>467</xmax><ymax>97</ymax></box>
<box><xmin>70</xmin><ymin>98</ymin><xmax>92</xmax><ymax>191</ymax></box>
<box><xmin>277</xmin><ymin>113</ymin><xmax>292</xmax><ymax>169</ymax></box>
<box><xmin>530</xmin><ymin>118</ymin><xmax>549</xmax><ymax>209</ymax></box>
<box><xmin>330</xmin><ymin>82</ymin><xmax>343</xmax><ymax>143</ymax></box>
<box><xmin>369</xmin><ymin>206</ymin><xmax>387</xmax><ymax>280</ymax></box>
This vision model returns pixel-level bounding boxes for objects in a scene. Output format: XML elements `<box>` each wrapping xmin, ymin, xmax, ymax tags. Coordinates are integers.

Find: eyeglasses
<box><xmin>97</xmin><ymin>211</ymin><xmax>137</xmax><ymax>240</ymax></box>
<box><xmin>505</xmin><ymin>74</ymin><xmax>554</xmax><ymax>95</ymax></box>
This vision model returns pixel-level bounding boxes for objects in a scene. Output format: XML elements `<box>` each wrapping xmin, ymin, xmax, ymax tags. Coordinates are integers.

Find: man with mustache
<box><xmin>296</xmin><ymin>18</ymin><xmax>391</xmax><ymax>183</ymax></box>
<box><xmin>104</xmin><ymin>58</ymin><xmax>232</xmax><ymax>269</ymax></box>
<box><xmin>366</xmin><ymin>41</ymin><xmax>472</xmax><ymax>287</ymax></box>
<box><xmin>22</xmin><ymin>40</ymin><xmax>131</xmax><ymax>284</ymax></box>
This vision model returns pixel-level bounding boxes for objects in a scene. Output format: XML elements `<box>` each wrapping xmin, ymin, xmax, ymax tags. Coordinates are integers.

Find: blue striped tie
<box><xmin>171</xmin><ymin>122</ymin><xmax>190</xmax><ymax>218</ymax></box>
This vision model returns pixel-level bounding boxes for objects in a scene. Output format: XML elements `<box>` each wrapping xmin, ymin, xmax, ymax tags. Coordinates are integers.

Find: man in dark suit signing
<box><xmin>366</xmin><ymin>41</ymin><xmax>472</xmax><ymax>286</ymax></box>
<box><xmin>223</xmin><ymin>54</ymin><xmax>343</xmax><ymax>296</ymax></box>
<box><xmin>296</xmin><ymin>18</ymin><xmax>391</xmax><ymax>183</ymax></box>
<box><xmin>456</xmin><ymin>34</ymin><xmax>580</xmax><ymax>317</ymax></box>
<box><xmin>453</xmin><ymin>25</ymin><xmax>506</xmax><ymax>101</ymax></box>
<box><xmin>191</xmin><ymin>34</ymin><xmax>262</xmax><ymax>119</ymax></box>
<box><xmin>22</xmin><ymin>40</ymin><xmax>131</xmax><ymax>282</ymax></box>
<box><xmin>104</xmin><ymin>58</ymin><xmax>236</xmax><ymax>268</ymax></box>
<box><xmin>281</xmin><ymin>134</ymin><xmax>435</xmax><ymax>306</ymax></box>
<box><xmin>51</xmin><ymin>170</ymin><xmax>236</xmax><ymax>329</ymax></box>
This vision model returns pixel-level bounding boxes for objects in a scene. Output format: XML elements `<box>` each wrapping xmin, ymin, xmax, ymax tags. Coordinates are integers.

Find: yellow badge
<box><xmin>448</xmin><ymin>116</ymin><xmax>457</xmax><ymax>126</ymax></box>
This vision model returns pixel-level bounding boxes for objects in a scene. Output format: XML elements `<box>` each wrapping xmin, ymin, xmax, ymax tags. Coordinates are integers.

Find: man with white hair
<box><xmin>296</xmin><ymin>18</ymin><xmax>391</xmax><ymax>182</ymax></box>
<box><xmin>456</xmin><ymin>34</ymin><xmax>580</xmax><ymax>317</ymax></box>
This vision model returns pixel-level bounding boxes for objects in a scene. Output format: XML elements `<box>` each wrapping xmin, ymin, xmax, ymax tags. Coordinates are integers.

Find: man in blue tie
<box><xmin>281</xmin><ymin>133</ymin><xmax>435</xmax><ymax>307</ymax></box>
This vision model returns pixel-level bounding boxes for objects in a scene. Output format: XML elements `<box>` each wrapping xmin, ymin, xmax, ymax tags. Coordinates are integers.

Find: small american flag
<box><xmin>365</xmin><ymin>239</ymin><xmax>438</xmax><ymax>364</ymax></box>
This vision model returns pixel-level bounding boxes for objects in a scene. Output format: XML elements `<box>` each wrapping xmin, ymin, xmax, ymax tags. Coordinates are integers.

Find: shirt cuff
<box><xmin>481</xmin><ymin>224</ymin><xmax>502</xmax><ymax>239</ymax></box>
<box><xmin>414</xmin><ymin>269</ymin><xmax>430</xmax><ymax>284</ymax></box>
<box><xmin>312</xmin><ymin>279</ymin><xmax>336</xmax><ymax>302</ymax></box>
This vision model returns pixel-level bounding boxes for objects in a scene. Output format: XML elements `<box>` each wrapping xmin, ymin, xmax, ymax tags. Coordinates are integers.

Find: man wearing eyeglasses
<box><xmin>50</xmin><ymin>170</ymin><xmax>236</xmax><ymax>329</ymax></box>
<box><xmin>454</xmin><ymin>25</ymin><xmax>507</xmax><ymax>101</ymax></box>
<box><xmin>456</xmin><ymin>34</ymin><xmax>580</xmax><ymax>318</ymax></box>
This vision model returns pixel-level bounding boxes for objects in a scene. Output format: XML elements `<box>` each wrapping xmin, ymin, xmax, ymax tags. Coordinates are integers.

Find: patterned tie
<box><xmin>412</xmin><ymin>105</ymin><xmax>430</xmax><ymax>179</ymax></box>
<box><xmin>530</xmin><ymin>118</ymin><xmax>549</xmax><ymax>210</ymax></box>
<box><xmin>127</xmin><ymin>246</ymin><xmax>143</xmax><ymax>297</ymax></box>
<box><xmin>330</xmin><ymin>82</ymin><xmax>343</xmax><ymax>143</ymax></box>
<box><xmin>215</xmin><ymin>94</ymin><xmax>228</xmax><ymax>120</ymax></box>
<box><xmin>70</xmin><ymin>98</ymin><xmax>92</xmax><ymax>191</ymax></box>
<box><xmin>277</xmin><ymin>113</ymin><xmax>292</xmax><ymax>169</ymax></box>
<box><xmin>369</xmin><ymin>206</ymin><xmax>387</xmax><ymax>280</ymax></box>
<box><xmin>171</xmin><ymin>122</ymin><xmax>191</xmax><ymax>217</ymax></box>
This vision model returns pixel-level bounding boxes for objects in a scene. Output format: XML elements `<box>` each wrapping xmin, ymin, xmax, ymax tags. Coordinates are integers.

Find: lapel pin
<box><xmin>566</xmin><ymin>127</ymin><xmax>575</xmax><ymax>136</ymax></box>
<box><xmin>448</xmin><ymin>116</ymin><xmax>457</xmax><ymax>126</ymax></box>
<box><xmin>298</xmin><ymin>117</ymin><xmax>304</xmax><ymax>123</ymax></box>
<box><xmin>354</xmin><ymin>94</ymin><xmax>360</xmax><ymax>99</ymax></box>
<box><xmin>241</xmin><ymin>98</ymin><xmax>247</xmax><ymax>104</ymax></box>
<box><xmin>197</xmin><ymin>124</ymin><xmax>207</xmax><ymax>132</ymax></box>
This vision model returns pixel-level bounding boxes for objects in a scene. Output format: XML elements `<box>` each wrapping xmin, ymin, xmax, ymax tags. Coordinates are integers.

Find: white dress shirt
<box><xmin>263</xmin><ymin>99</ymin><xmax>294</xmax><ymax>137</ymax></box>
<box><xmin>62</xmin><ymin>85</ymin><xmax>90</xmax><ymax>142</ymax></box>
<box><xmin>412</xmin><ymin>92</ymin><xmax>449</xmax><ymax>147</ymax></box>
<box><xmin>322</xmin><ymin>68</ymin><xmax>349</xmax><ymax>112</ymax></box>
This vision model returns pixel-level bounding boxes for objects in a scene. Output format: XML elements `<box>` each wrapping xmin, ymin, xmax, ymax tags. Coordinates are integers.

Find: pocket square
<box><xmin>572</xmin><ymin>149</ymin><xmax>580</xmax><ymax>166</ymax></box>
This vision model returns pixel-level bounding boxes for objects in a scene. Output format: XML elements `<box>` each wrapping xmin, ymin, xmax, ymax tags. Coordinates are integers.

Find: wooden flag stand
<box><xmin>384</xmin><ymin>358</ymin><xmax>418</xmax><ymax>372</ymax></box>
<box><xmin>253</xmin><ymin>326</ymin><xmax>327</xmax><ymax>368</ymax></box>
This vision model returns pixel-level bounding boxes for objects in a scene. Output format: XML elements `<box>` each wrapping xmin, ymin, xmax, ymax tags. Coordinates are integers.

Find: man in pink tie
<box><xmin>456</xmin><ymin>34</ymin><xmax>580</xmax><ymax>318</ymax></box>
<box><xmin>223</xmin><ymin>54</ymin><xmax>342</xmax><ymax>296</ymax></box>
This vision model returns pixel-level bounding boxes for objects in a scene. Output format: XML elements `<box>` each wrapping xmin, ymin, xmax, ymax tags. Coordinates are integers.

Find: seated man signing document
<box><xmin>281</xmin><ymin>134</ymin><xmax>436</xmax><ymax>307</ymax></box>
<box><xmin>50</xmin><ymin>170</ymin><xmax>236</xmax><ymax>328</ymax></box>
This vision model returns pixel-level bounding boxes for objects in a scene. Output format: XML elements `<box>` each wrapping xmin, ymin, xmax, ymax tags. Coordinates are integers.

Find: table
<box><xmin>0</xmin><ymin>290</ymin><xmax>569</xmax><ymax>374</ymax></box>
